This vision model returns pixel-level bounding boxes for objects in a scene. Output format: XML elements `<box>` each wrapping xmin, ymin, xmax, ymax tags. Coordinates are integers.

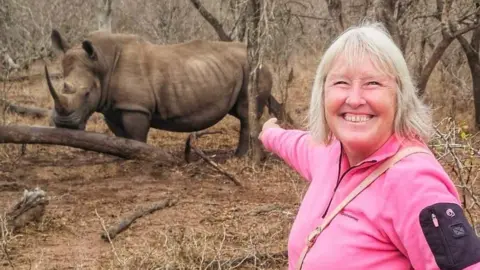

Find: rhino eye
<box><xmin>84</xmin><ymin>91</ymin><xmax>90</xmax><ymax>99</ymax></box>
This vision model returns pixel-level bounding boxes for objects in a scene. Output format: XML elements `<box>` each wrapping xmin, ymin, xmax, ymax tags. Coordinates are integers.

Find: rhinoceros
<box><xmin>44</xmin><ymin>29</ymin><xmax>278</xmax><ymax>157</ymax></box>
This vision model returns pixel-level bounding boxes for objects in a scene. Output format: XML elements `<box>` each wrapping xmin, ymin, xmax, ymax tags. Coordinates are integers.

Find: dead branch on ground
<box><xmin>0</xmin><ymin>99</ymin><xmax>50</xmax><ymax>118</ymax></box>
<box><xmin>0</xmin><ymin>124</ymin><xmax>179</xmax><ymax>164</ymax></box>
<box><xmin>249</xmin><ymin>203</ymin><xmax>283</xmax><ymax>216</ymax></box>
<box><xmin>100</xmin><ymin>198</ymin><xmax>178</xmax><ymax>241</ymax></box>
<box><xmin>6</xmin><ymin>187</ymin><xmax>48</xmax><ymax>232</ymax></box>
<box><xmin>95</xmin><ymin>209</ymin><xmax>125</xmax><ymax>267</ymax></box>
<box><xmin>185</xmin><ymin>130</ymin><xmax>242</xmax><ymax>186</ymax></box>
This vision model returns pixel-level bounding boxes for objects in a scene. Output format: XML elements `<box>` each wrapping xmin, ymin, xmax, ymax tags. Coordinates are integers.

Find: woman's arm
<box><xmin>259</xmin><ymin>119</ymin><xmax>315</xmax><ymax>181</ymax></box>
<box><xmin>379</xmin><ymin>156</ymin><xmax>480</xmax><ymax>270</ymax></box>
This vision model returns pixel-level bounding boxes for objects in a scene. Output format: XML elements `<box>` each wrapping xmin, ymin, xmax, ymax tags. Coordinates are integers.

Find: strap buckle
<box><xmin>306</xmin><ymin>227</ymin><xmax>322</xmax><ymax>247</ymax></box>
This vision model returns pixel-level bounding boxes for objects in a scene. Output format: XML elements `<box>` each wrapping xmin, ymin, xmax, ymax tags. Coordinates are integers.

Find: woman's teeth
<box><xmin>343</xmin><ymin>113</ymin><xmax>372</xmax><ymax>123</ymax></box>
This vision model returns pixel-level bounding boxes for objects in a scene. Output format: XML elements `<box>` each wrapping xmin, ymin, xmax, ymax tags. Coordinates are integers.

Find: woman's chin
<box><xmin>338</xmin><ymin>134</ymin><xmax>375</xmax><ymax>151</ymax></box>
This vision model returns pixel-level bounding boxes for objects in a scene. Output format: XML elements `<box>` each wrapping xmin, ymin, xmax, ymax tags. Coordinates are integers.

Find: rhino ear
<box><xmin>82</xmin><ymin>40</ymin><xmax>98</xmax><ymax>61</ymax></box>
<box><xmin>51</xmin><ymin>29</ymin><xmax>70</xmax><ymax>53</ymax></box>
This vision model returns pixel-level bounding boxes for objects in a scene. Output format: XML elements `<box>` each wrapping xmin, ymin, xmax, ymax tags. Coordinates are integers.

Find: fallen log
<box><xmin>0</xmin><ymin>124</ymin><xmax>179</xmax><ymax>164</ymax></box>
<box><xmin>1</xmin><ymin>99</ymin><xmax>50</xmax><ymax>118</ymax></box>
<box><xmin>100</xmin><ymin>198</ymin><xmax>178</xmax><ymax>241</ymax></box>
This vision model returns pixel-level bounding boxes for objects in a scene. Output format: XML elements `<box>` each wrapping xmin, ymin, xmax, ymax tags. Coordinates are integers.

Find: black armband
<box><xmin>419</xmin><ymin>203</ymin><xmax>480</xmax><ymax>270</ymax></box>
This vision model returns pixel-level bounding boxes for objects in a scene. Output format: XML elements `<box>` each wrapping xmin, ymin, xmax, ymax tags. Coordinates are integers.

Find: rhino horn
<box><xmin>44</xmin><ymin>65</ymin><xmax>68</xmax><ymax>114</ymax></box>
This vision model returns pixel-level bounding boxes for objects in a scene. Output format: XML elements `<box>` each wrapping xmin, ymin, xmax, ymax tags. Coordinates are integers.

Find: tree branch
<box><xmin>189</xmin><ymin>0</ymin><xmax>232</xmax><ymax>41</ymax></box>
<box><xmin>325</xmin><ymin>0</ymin><xmax>344</xmax><ymax>33</ymax></box>
<box><xmin>101</xmin><ymin>198</ymin><xmax>177</xmax><ymax>241</ymax></box>
<box><xmin>416</xmin><ymin>0</ymin><xmax>480</xmax><ymax>95</ymax></box>
<box><xmin>456</xmin><ymin>35</ymin><xmax>476</xmax><ymax>59</ymax></box>
<box><xmin>185</xmin><ymin>131</ymin><xmax>242</xmax><ymax>186</ymax></box>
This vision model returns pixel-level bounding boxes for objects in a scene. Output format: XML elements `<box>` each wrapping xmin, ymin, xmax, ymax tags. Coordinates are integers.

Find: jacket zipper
<box><xmin>321</xmin><ymin>160</ymin><xmax>376</xmax><ymax>218</ymax></box>
<box><xmin>431</xmin><ymin>211</ymin><xmax>454</xmax><ymax>265</ymax></box>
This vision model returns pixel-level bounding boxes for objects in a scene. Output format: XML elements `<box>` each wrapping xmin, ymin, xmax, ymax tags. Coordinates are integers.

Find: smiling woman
<box><xmin>259</xmin><ymin>22</ymin><xmax>480</xmax><ymax>270</ymax></box>
<box><xmin>323</xmin><ymin>54</ymin><xmax>397</xmax><ymax>165</ymax></box>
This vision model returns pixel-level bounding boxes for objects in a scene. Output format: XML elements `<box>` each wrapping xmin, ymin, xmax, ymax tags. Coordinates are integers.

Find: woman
<box><xmin>259</xmin><ymin>22</ymin><xmax>480</xmax><ymax>270</ymax></box>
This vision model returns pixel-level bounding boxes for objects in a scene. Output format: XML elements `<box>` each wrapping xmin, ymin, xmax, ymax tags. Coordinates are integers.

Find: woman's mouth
<box><xmin>343</xmin><ymin>113</ymin><xmax>373</xmax><ymax>123</ymax></box>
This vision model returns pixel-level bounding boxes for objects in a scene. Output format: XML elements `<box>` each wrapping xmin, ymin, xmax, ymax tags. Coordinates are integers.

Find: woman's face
<box><xmin>324</xmin><ymin>54</ymin><xmax>397</xmax><ymax>162</ymax></box>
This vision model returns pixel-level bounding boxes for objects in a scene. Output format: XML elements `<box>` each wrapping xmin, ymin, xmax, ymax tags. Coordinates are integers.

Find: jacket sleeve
<box><xmin>379</xmin><ymin>157</ymin><xmax>480</xmax><ymax>270</ymax></box>
<box><xmin>259</xmin><ymin>127</ymin><xmax>314</xmax><ymax>181</ymax></box>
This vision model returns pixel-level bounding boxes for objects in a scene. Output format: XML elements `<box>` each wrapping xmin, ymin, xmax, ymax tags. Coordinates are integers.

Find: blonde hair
<box><xmin>307</xmin><ymin>21</ymin><xmax>433</xmax><ymax>145</ymax></box>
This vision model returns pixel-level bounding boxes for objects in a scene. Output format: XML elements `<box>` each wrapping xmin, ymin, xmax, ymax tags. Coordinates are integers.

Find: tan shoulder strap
<box><xmin>295</xmin><ymin>146</ymin><xmax>431</xmax><ymax>270</ymax></box>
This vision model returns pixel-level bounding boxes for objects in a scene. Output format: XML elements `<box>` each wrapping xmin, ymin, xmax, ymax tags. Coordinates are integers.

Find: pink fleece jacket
<box><xmin>260</xmin><ymin>128</ymin><xmax>480</xmax><ymax>270</ymax></box>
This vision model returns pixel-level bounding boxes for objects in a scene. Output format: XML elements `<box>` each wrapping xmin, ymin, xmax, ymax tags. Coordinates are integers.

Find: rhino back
<box><xmin>112</xmin><ymin>40</ymin><xmax>247</xmax><ymax>126</ymax></box>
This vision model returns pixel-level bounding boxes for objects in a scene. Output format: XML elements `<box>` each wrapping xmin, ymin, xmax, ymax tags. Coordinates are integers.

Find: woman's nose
<box><xmin>345</xmin><ymin>84</ymin><xmax>366</xmax><ymax>108</ymax></box>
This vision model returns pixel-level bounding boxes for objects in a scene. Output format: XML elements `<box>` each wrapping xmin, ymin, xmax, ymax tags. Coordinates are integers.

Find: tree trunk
<box><xmin>373</xmin><ymin>0</ymin><xmax>406</xmax><ymax>53</ymax></box>
<box><xmin>325</xmin><ymin>0</ymin><xmax>344</xmax><ymax>34</ymax></box>
<box><xmin>246</xmin><ymin>0</ymin><xmax>263</xmax><ymax>164</ymax></box>
<box><xmin>97</xmin><ymin>0</ymin><xmax>113</xmax><ymax>32</ymax></box>
<box><xmin>417</xmin><ymin>36</ymin><xmax>455</xmax><ymax>95</ymax></box>
<box><xmin>0</xmin><ymin>125</ymin><xmax>179</xmax><ymax>164</ymax></box>
<box><xmin>472</xmin><ymin>66</ymin><xmax>480</xmax><ymax>128</ymax></box>
<box><xmin>457</xmin><ymin>25</ymin><xmax>480</xmax><ymax>128</ymax></box>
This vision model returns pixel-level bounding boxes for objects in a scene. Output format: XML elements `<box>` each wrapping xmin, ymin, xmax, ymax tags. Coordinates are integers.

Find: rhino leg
<box><xmin>229</xmin><ymin>98</ymin><xmax>265</xmax><ymax>157</ymax></box>
<box><xmin>104</xmin><ymin>115</ymin><xmax>127</xmax><ymax>137</ymax></box>
<box><xmin>236</xmin><ymin>118</ymin><xmax>250</xmax><ymax>157</ymax></box>
<box><xmin>120</xmin><ymin>111</ymin><xmax>151</xmax><ymax>142</ymax></box>
<box><xmin>104</xmin><ymin>110</ymin><xmax>150</xmax><ymax>142</ymax></box>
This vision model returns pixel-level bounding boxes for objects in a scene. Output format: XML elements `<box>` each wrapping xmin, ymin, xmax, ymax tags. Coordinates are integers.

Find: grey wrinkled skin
<box><xmin>45</xmin><ymin>29</ymin><xmax>274</xmax><ymax>157</ymax></box>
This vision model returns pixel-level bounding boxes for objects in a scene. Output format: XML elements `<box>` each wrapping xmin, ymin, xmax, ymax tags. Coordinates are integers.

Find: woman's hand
<box><xmin>259</xmin><ymin>118</ymin><xmax>281</xmax><ymax>139</ymax></box>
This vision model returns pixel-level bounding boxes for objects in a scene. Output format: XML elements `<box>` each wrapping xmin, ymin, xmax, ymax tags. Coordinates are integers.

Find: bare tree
<box><xmin>326</xmin><ymin>0</ymin><xmax>344</xmax><ymax>33</ymax></box>
<box><xmin>455</xmin><ymin>2</ymin><xmax>480</xmax><ymax>128</ymax></box>
<box><xmin>372</xmin><ymin>0</ymin><xmax>480</xmax><ymax>96</ymax></box>
<box><xmin>97</xmin><ymin>0</ymin><xmax>113</xmax><ymax>32</ymax></box>
<box><xmin>373</xmin><ymin>0</ymin><xmax>411</xmax><ymax>53</ymax></box>
<box><xmin>189</xmin><ymin>0</ymin><xmax>232</xmax><ymax>41</ymax></box>
<box><xmin>417</xmin><ymin>0</ymin><xmax>480</xmax><ymax>95</ymax></box>
<box><xmin>229</xmin><ymin>0</ymin><xmax>248</xmax><ymax>41</ymax></box>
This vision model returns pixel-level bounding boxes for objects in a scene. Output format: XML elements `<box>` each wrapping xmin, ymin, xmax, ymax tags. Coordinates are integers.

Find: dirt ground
<box><xmin>0</xmin><ymin>59</ymin><xmax>312</xmax><ymax>270</ymax></box>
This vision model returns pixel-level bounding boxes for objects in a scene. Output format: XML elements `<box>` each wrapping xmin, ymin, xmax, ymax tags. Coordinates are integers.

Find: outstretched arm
<box><xmin>259</xmin><ymin>118</ymin><xmax>314</xmax><ymax>181</ymax></box>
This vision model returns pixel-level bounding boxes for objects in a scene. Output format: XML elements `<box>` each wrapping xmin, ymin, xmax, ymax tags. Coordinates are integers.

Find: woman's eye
<box><xmin>368</xmin><ymin>81</ymin><xmax>380</xmax><ymax>86</ymax></box>
<box><xmin>334</xmin><ymin>81</ymin><xmax>347</xmax><ymax>85</ymax></box>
